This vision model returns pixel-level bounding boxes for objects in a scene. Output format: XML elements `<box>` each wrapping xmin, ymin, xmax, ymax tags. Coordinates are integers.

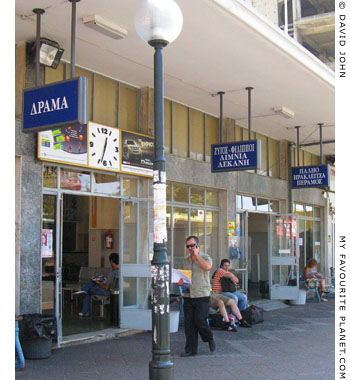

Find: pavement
<box><xmin>16</xmin><ymin>297</ymin><xmax>335</xmax><ymax>380</ymax></box>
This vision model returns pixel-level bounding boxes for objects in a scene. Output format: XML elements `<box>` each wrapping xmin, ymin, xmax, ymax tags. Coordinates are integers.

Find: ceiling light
<box><xmin>83</xmin><ymin>15</ymin><xmax>128</xmax><ymax>40</ymax></box>
<box><xmin>273</xmin><ymin>107</ymin><xmax>295</xmax><ymax>119</ymax></box>
<box><xmin>29</xmin><ymin>38</ymin><xmax>64</xmax><ymax>69</ymax></box>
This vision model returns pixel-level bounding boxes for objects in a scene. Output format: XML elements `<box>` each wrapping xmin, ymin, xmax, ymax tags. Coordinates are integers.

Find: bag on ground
<box><xmin>241</xmin><ymin>304</ymin><xmax>264</xmax><ymax>325</ymax></box>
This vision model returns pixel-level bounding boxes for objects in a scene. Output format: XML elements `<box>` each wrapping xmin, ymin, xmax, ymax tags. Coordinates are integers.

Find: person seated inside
<box><xmin>209</xmin><ymin>293</ymin><xmax>251</xmax><ymax>331</ymax></box>
<box><xmin>212</xmin><ymin>259</ymin><xmax>248</xmax><ymax>311</ymax></box>
<box><xmin>73</xmin><ymin>252</ymin><xmax>119</xmax><ymax>317</ymax></box>
<box><xmin>304</xmin><ymin>258</ymin><xmax>329</xmax><ymax>302</ymax></box>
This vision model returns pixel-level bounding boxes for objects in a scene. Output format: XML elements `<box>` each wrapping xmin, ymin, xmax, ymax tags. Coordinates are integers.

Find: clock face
<box><xmin>88</xmin><ymin>123</ymin><xmax>120</xmax><ymax>171</ymax></box>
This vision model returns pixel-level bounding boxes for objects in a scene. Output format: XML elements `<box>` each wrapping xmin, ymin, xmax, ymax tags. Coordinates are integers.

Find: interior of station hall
<box><xmin>15</xmin><ymin>0</ymin><xmax>335</xmax><ymax>345</ymax></box>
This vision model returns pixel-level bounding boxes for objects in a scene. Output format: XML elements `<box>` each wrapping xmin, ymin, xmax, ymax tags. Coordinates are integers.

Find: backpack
<box><xmin>220</xmin><ymin>277</ymin><xmax>237</xmax><ymax>293</ymax></box>
<box><xmin>241</xmin><ymin>305</ymin><xmax>264</xmax><ymax>325</ymax></box>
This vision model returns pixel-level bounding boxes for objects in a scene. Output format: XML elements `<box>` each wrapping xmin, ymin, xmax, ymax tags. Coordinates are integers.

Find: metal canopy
<box><xmin>15</xmin><ymin>0</ymin><xmax>335</xmax><ymax>156</ymax></box>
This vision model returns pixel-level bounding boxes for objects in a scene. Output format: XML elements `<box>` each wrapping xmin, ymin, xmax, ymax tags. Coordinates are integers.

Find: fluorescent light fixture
<box><xmin>273</xmin><ymin>107</ymin><xmax>295</xmax><ymax>119</ymax></box>
<box><xmin>83</xmin><ymin>15</ymin><xmax>128</xmax><ymax>40</ymax></box>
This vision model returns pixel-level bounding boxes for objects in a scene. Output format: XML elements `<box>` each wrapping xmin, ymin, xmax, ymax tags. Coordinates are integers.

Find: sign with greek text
<box><xmin>211</xmin><ymin>140</ymin><xmax>261</xmax><ymax>172</ymax></box>
<box><xmin>22</xmin><ymin>77</ymin><xmax>88</xmax><ymax>133</ymax></box>
<box><xmin>291</xmin><ymin>165</ymin><xmax>330</xmax><ymax>188</ymax></box>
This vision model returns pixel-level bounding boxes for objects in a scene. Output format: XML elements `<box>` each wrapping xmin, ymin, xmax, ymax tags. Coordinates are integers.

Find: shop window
<box><xmin>206</xmin><ymin>210</ymin><xmax>219</xmax><ymax>269</ymax></box>
<box><xmin>123</xmin><ymin>277</ymin><xmax>151</xmax><ymax>308</ymax></box>
<box><xmin>173</xmin><ymin>184</ymin><xmax>189</xmax><ymax>203</ymax></box>
<box><xmin>43</xmin><ymin>166</ymin><xmax>58</xmax><ymax>188</ymax></box>
<box><xmin>60</xmin><ymin>169</ymin><xmax>91</xmax><ymax>192</ymax></box>
<box><xmin>190</xmin><ymin>109</ymin><xmax>204</xmax><ymax>161</ymax></box>
<box><xmin>42</xmin><ymin>194</ymin><xmax>57</xmax><ymax>313</ymax></box>
<box><xmin>190</xmin><ymin>188</ymin><xmax>205</xmax><ymax>205</ymax></box>
<box><xmin>119</xmin><ymin>84</ymin><xmax>138</xmax><ymax>132</ymax></box>
<box><xmin>173</xmin><ymin>207</ymin><xmax>189</xmax><ymax>268</ymax></box>
<box><xmin>294</xmin><ymin>203</ymin><xmax>304</xmax><ymax>216</ymax></box>
<box><xmin>166</xmin><ymin>183</ymin><xmax>172</xmax><ymax>201</ymax></box>
<box><xmin>172</xmin><ymin>102</ymin><xmax>188</xmax><ymax>158</ymax></box>
<box><xmin>205</xmin><ymin>115</ymin><xmax>218</xmax><ymax>163</ymax></box>
<box><xmin>268</xmin><ymin>138</ymin><xmax>280</xmax><ymax>178</ymax></box>
<box><xmin>242</xmin><ymin>196</ymin><xmax>255</xmax><ymax>210</ymax></box>
<box><xmin>123</xmin><ymin>177</ymin><xmax>137</xmax><ymax>197</ymax></box>
<box><xmin>164</xmin><ymin>99</ymin><xmax>171</xmax><ymax>153</ymax></box>
<box><xmin>92</xmin><ymin>173</ymin><xmax>120</xmax><ymax>196</ymax></box>
<box><xmin>166</xmin><ymin>206</ymin><xmax>172</xmax><ymax>262</ymax></box>
<box><xmin>206</xmin><ymin>190</ymin><xmax>219</xmax><ymax>207</ymax></box>
<box><xmin>314</xmin><ymin>221</ymin><xmax>321</xmax><ymax>263</ymax></box>
<box><xmin>93</xmin><ymin>74</ymin><xmax>117</xmax><ymax>127</ymax></box>
<box><xmin>269</xmin><ymin>200</ymin><xmax>280</xmax><ymax>213</ymax></box>
<box><xmin>257</xmin><ymin>198</ymin><xmax>269</xmax><ymax>212</ymax></box>
<box><xmin>190</xmin><ymin>209</ymin><xmax>204</xmax><ymax>245</ymax></box>
<box><xmin>123</xmin><ymin>202</ymin><xmax>137</xmax><ymax>264</ymax></box>
<box><xmin>299</xmin><ymin>219</ymin><xmax>305</xmax><ymax>269</ymax></box>
<box><xmin>236</xmin><ymin>195</ymin><xmax>242</xmax><ymax>209</ymax></box>
<box><xmin>305</xmin><ymin>205</ymin><xmax>313</xmax><ymax>217</ymax></box>
<box><xmin>314</xmin><ymin>207</ymin><xmax>320</xmax><ymax>218</ymax></box>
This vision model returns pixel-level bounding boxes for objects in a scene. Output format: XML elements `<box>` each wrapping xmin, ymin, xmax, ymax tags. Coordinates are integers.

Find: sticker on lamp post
<box><xmin>211</xmin><ymin>140</ymin><xmax>261</xmax><ymax>172</ymax></box>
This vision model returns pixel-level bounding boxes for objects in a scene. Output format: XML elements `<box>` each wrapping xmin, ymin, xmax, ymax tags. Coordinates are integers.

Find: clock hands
<box><xmin>101</xmin><ymin>137</ymin><xmax>108</xmax><ymax>161</ymax></box>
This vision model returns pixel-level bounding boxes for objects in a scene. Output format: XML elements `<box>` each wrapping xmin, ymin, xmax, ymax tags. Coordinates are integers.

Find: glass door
<box><xmin>268</xmin><ymin>214</ymin><xmax>299</xmax><ymax>300</ymax></box>
<box><xmin>119</xmin><ymin>199</ymin><xmax>153</xmax><ymax>329</ymax></box>
<box><xmin>231</xmin><ymin>211</ymin><xmax>248</xmax><ymax>293</ymax></box>
<box><xmin>41</xmin><ymin>193</ymin><xmax>62</xmax><ymax>346</ymax></box>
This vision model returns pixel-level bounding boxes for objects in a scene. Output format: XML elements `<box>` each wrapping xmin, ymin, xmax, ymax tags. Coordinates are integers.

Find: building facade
<box><xmin>15</xmin><ymin>0</ymin><xmax>334</xmax><ymax>345</ymax></box>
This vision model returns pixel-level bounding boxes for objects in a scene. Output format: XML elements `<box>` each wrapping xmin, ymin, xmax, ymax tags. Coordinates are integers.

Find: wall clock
<box><xmin>88</xmin><ymin>122</ymin><xmax>120</xmax><ymax>171</ymax></box>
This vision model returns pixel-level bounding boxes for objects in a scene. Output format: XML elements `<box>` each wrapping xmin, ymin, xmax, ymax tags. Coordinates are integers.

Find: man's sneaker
<box><xmin>208</xmin><ymin>338</ymin><xmax>216</xmax><ymax>352</ymax></box>
<box><xmin>226</xmin><ymin>321</ymin><xmax>237</xmax><ymax>332</ymax></box>
<box><xmin>239</xmin><ymin>319</ymin><xmax>252</xmax><ymax>328</ymax></box>
<box><xmin>78</xmin><ymin>312</ymin><xmax>90</xmax><ymax>317</ymax></box>
<box><xmin>72</xmin><ymin>290</ymin><xmax>87</xmax><ymax>296</ymax></box>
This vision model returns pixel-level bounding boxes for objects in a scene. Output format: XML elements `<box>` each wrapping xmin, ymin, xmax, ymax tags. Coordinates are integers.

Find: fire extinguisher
<box><xmin>105</xmin><ymin>230</ymin><xmax>113</xmax><ymax>249</ymax></box>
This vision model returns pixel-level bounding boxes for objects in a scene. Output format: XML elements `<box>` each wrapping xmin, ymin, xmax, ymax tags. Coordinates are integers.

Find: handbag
<box><xmin>220</xmin><ymin>276</ymin><xmax>237</xmax><ymax>293</ymax></box>
<box><xmin>241</xmin><ymin>304</ymin><xmax>264</xmax><ymax>325</ymax></box>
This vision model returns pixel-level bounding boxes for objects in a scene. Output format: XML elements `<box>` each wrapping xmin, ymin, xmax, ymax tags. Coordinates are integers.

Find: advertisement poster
<box><xmin>228</xmin><ymin>221</ymin><xmax>235</xmax><ymax>236</ymax></box>
<box><xmin>41</xmin><ymin>229</ymin><xmax>53</xmax><ymax>258</ymax></box>
<box><xmin>121</xmin><ymin>130</ymin><xmax>154</xmax><ymax>177</ymax></box>
<box><xmin>38</xmin><ymin>124</ymin><xmax>88</xmax><ymax>165</ymax></box>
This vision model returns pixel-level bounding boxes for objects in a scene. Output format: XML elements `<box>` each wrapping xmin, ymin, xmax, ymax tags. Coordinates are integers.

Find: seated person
<box><xmin>209</xmin><ymin>293</ymin><xmax>251</xmax><ymax>330</ymax></box>
<box><xmin>73</xmin><ymin>252</ymin><xmax>119</xmax><ymax>317</ymax></box>
<box><xmin>304</xmin><ymin>258</ymin><xmax>329</xmax><ymax>302</ymax></box>
<box><xmin>212</xmin><ymin>259</ymin><xmax>247</xmax><ymax>311</ymax></box>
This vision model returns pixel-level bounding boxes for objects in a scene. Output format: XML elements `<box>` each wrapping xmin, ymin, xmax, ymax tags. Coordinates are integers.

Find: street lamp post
<box><xmin>134</xmin><ymin>2</ymin><xmax>183</xmax><ymax>380</ymax></box>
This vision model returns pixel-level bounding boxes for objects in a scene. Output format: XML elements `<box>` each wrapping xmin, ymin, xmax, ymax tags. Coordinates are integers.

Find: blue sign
<box><xmin>291</xmin><ymin>165</ymin><xmax>330</xmax><ymax>188</ymax></box>
<box><xmin>211</xmin><ymin>140</ymin><xmax>261</xmax><ymax>172</ymax></box>
<box><xmin>22</xmin><ymin>77</ymin><xmax>88</xmax><ymax>133</ymax></box>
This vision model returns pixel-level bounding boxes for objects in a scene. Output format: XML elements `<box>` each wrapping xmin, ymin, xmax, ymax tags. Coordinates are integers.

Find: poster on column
<box><xmin>41</xmin><ymin>229</ymin><xmax>53</xmax><ymax>258</ymax></box>
<box><xmin>38</xmin><ymin>125</ymin><xmax>88</xmax><ymax>165</ymax></box>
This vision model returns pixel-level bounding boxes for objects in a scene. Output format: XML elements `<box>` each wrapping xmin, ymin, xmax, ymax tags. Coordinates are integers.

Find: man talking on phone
<box><xmin>178</xmin><ymin>235</ymin><xmax>216</xmax><ymax>357</ymax></box>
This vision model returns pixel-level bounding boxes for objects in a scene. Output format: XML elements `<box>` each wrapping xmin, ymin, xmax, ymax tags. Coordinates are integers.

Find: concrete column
<box><xmin>15</xmin><ymin>43</ymin><xmax>43</xmax><ymax>314</ymax></box>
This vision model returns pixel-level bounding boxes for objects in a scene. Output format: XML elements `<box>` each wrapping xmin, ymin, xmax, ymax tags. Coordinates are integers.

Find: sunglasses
<box><xmin>186</xmin><ymin>243</ymin><xmax>197</xmax><ymax>249</ymax></box>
